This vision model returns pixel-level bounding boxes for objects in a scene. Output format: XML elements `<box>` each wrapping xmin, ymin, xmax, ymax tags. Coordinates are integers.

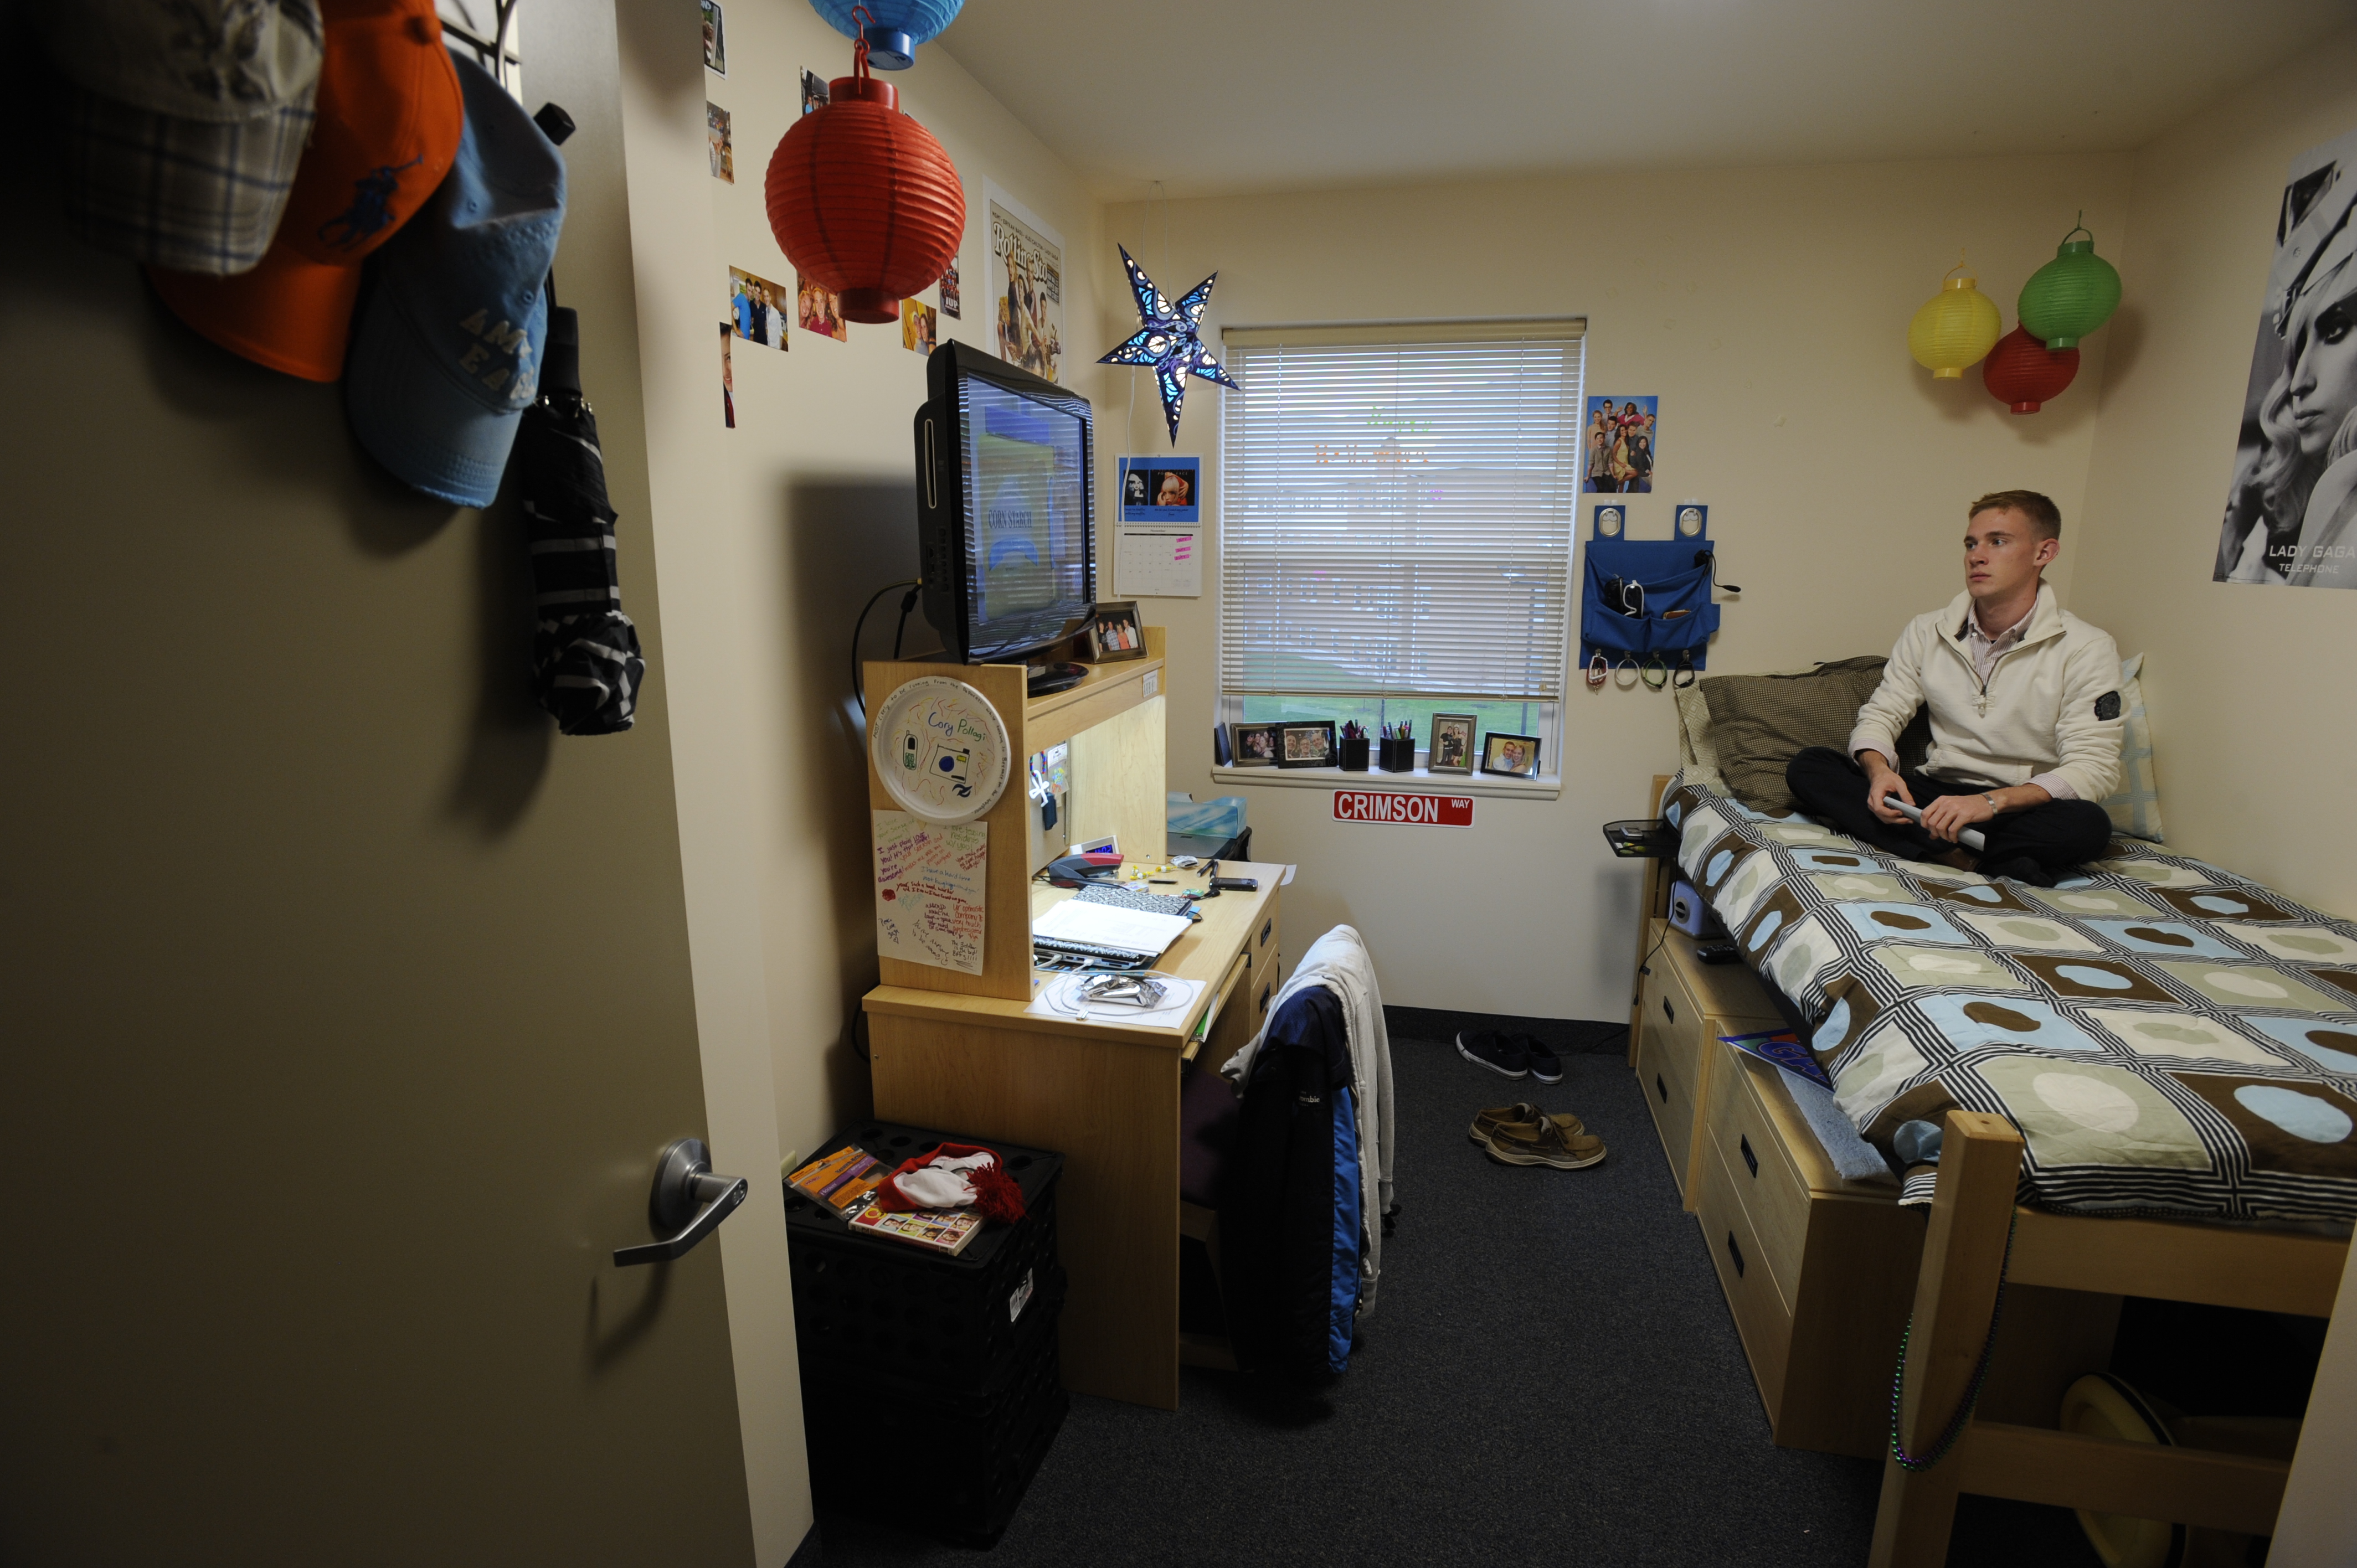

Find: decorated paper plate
<box><xmin>870</xmin><ymin>675</ymin><xmax>1011</xmax><ymax>824</ymax></box>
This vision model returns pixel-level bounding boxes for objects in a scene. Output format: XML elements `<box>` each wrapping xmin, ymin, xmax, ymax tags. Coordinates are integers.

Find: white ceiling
<box><xmin>934</xmin><ymin>0</ymin><xmax>2357</xmax><ymax>199</ymax></box>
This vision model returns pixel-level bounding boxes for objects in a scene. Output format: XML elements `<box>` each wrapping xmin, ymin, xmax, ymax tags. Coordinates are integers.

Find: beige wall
<box><xmin>2070</xmin><ymin>29</ymin><xmax>2357</xmax><ymax>1561</ymax></box>
<box><xmin>2074</xmin><ymin>27</ymin><xmax>2357</xmax><ymax>922</ymax></box>
<box><xmin>659</xmin><ymin>4</ymin><xmax>1101</xmax><ymax>1174</ymax></box>
<box><xmin>1102</xmin><ymin>154</ymin><xmax>2130</xmax><ymax>1017</ymax></box>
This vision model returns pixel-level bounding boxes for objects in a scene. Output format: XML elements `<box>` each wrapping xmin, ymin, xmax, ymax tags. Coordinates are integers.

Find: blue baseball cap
<box><xmin>346</xmin><ymin>48</ymin><xmax>564</xmax><ymax>507</ymax></box>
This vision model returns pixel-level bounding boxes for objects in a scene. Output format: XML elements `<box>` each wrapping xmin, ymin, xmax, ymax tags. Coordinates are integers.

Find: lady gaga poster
<box><xmin>2215</xmin><ymin>125</ymin><xmax>2357</xmax><ymax>589</ymax></box>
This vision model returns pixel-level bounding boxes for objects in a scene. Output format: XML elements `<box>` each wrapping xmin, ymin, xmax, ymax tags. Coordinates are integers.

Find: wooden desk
<box><xmin>862</xmin><ymin>863</ymin><xmax>1284</xmax><ymax>1410</ymax></box>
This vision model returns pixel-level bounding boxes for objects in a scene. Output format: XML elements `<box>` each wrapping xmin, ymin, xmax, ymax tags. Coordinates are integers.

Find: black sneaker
<box><xmin>1516</xmin><ymin>1033</ymin><xmax>1563</xmax><ymax>1084</ymax></box>
<box><xmin>1456</xmin><ymin>1029</ymin><xmax>1528</xmax><ymax>1079</ymax></box>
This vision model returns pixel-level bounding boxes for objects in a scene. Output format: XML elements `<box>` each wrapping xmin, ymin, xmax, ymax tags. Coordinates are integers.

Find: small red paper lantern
<box><xmin>764</xmin><ymin>39</ymin><xmax>964</xmax><ymax>324</ymax></box>
<box><xmin>1981</xmin><ymin>326</ymin><xmax>2080</xmax><ymax>414</ymax></box>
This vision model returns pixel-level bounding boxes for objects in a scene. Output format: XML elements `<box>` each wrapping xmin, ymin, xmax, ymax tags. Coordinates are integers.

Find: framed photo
<box><xmin>1280</xmin><ymin>721</ymin><xmax>1337</xmax><ymax>769</ymax></box>
<box><xmin>1428</xmin><ymin>713</ymin><xmax>1477</xmax><ymax>774</ymax></box>
<box><xmin>1480</xmin><ymin>731</ymin><xmax>1542</xmax><ymax>778</ymax></box>
<box><xmin>1085</xmin><ymin>600</ymin><xmax>1146</xmax><ymax>661</ymax></box>
<box><xmin>1229</xmin><ymin>722</ymin><xmax>1280</xmax><ymax>767</ymax></box>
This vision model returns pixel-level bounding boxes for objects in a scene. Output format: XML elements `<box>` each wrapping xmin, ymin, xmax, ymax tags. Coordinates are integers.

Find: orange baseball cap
<box><xmin>148</xmin><ymin>0</ymin><xmax>464</xmax><ymax>381</ymax></box>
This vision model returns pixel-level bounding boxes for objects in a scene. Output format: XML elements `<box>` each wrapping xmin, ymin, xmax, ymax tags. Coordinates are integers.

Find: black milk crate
<box><xmin>805</xmin><ymin>1343</ymin><xmax>1070</xmax><ymax>1549</ymax></box>
<box><xmin>785</xmin><ymin>1121</ymin><xmax>1064</xmax><ymax>1403</ymax></box>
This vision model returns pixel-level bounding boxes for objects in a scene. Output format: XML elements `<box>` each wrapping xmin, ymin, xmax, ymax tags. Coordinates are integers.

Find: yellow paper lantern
<box><xmin>1908</xmin><ymin>262</ymin><xmax>2004</xmax><ymax>380</ymax></box>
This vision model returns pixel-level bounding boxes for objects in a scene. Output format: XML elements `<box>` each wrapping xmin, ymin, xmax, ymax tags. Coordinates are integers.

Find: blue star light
<box><xmin>1098</xmin><ymin>246</ymin><xmax>1239</xmax><ymax>445</ymax></box>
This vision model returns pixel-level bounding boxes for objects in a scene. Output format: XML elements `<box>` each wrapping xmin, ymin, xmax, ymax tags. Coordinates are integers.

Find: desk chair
<box><xmin>1177</xmin><ymin>1061</ymin><xmax>1240</xmax><ymax>1371</ymax></box>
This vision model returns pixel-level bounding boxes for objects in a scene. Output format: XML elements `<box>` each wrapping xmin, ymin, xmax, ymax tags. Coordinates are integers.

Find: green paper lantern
<box><xmin>2018</xmin><ymin>224</ymin><xmax>2121</xmax><ymax>349</ymax></box>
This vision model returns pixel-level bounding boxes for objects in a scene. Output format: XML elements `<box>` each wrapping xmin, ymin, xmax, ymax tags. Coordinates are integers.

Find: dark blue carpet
<box><xmin>815</xmin><ymin>1012</ymin><xmax>2099</xmax><ymax>1565</ymax></box>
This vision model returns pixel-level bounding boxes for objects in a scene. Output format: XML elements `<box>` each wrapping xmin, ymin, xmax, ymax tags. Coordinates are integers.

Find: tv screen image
<box><xmin>916</xmin><ymin>343</ymin><xmax>1097</xmax><ymax>664</ymax></box>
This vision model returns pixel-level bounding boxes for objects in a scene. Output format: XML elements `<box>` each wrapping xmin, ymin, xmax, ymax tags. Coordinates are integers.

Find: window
<box><xmin>1216</xmin><ymin>321</ymin><xmax>1586</xmax><ymax>775</ymax></box>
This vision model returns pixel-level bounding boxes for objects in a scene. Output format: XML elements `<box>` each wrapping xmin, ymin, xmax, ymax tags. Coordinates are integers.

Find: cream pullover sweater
<box><xmin>1846</xmin><ymin>584</ymin><xmax>2125</xmax><ymax>803</ymax></box>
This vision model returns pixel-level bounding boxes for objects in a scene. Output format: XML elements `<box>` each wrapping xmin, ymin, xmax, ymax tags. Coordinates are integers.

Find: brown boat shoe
<box><xmin>1481</xmin><ymin>1116</ymin><xmax>1608</xmax><ymax>1170</ymax></box>
<box><xmin>1469</xmin><ymin>1102</ymin><xmax>1586</xmax><ymax>1144</ymax></box>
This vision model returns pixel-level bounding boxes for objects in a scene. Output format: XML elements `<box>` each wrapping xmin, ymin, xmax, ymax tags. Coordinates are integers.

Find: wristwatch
<box><xmin>1982</xmin><ymin>792</ymin><xmax>2002</xmax><ymax>814</ymax></box>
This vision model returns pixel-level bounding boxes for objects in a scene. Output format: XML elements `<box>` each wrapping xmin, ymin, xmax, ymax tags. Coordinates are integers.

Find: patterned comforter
<box><xmin>1665</xmin><ymin>774</ymin><xmax>2357</xmax><ymax>1222</ymax></box>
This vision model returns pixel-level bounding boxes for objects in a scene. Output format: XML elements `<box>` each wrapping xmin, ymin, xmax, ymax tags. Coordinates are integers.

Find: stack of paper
<box><xmin>1032</xmin><ymin>899</ymin><xmax>1193</xmax><ymax>960</ymax></box>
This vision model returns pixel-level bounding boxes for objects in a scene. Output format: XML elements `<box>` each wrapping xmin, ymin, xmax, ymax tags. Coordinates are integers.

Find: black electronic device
<box><xmin>1025</xmin><ymin>660</ymin><xmax>1088</xmax><ymax>697</ymax></box>
<box><xmin>1210</xmin><ymin>876</ymin><xmax>1258</xmax><ymax>893</ymax></box>
<box><xmin>914</xmin><ymin>342</ymin><xmax>1097</xmax><ymax>666</ymax></box>
<box><xmin>1696</xmin><ymin>940</ymin><xmax>1742</xmax><ymax>964</ymax></box>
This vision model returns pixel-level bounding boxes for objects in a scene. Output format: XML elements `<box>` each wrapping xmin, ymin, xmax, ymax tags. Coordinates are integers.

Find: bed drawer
<box><xmin>1634</xmin><ymin>1005</ymin><xmax>1702</xmax><ymax>1203</ymax></box>
<box><xmin>1692</xmin><ymin>1133</ymin><xmax>1794</xmax><ymax>1417</ymax></box>
<box><xmin>1649</xmin><ymin>959</ymin><xmax>1711</xmax><ymax>1096</ymax></box>
<box><xmin>1706</xmin><ymin>1048</ymin><xmax>1816</xmax><ymax>1303</ymax></box>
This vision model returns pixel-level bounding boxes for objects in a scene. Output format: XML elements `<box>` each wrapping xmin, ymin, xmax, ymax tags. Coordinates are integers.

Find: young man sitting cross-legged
<box><xmin>1785</xmin><ymin>489</ymin><xmax>2124</xmax><ymax>886</ymax></box>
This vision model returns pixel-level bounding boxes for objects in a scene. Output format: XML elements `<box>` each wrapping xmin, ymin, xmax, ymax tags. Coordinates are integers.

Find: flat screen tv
<box><xmin>913</xmin><ymin>341</ymin><xmax>1096</xmax><ymax>665</ymax></box>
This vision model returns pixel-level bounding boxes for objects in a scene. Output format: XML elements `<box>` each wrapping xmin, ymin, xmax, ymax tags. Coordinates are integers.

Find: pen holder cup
<box><xmin>1378</xmin><ymin>738</ymin><xmax>1416</xmax><ymax>772</ymax></box>
<box><xmin>1339</xmin><ymin>737</ymin><xmax>1370</xmax><ymax>772</ymax></box>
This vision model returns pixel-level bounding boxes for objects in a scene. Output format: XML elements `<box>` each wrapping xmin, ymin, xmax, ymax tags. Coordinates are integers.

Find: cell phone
<box><xmin>1211</xmin><ymin>876</ymin><xmax>1258</xmax><ymax>892</ymax></box>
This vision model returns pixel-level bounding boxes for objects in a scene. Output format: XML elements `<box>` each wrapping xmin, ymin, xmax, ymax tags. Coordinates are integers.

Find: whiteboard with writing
<box><xmin>872</xmin><ymin>811</ymin><xmax>987</xmax><ymax>974</ymax></box>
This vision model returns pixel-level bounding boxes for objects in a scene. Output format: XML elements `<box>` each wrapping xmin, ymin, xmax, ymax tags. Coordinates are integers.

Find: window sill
<box><xmin>1208</xmin><ymin>765</ymin><xmax>1562</xmax><ymax>801</ymax></box>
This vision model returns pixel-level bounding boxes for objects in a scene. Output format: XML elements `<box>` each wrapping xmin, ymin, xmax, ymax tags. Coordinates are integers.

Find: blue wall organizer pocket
<box><xmin>1580</xmin><ymin>504</ymin><xmax>1729</xmax><ymax>669</ymax></box>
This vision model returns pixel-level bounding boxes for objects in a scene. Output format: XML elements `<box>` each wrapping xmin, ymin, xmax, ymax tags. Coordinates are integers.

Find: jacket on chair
<box><xmin>1217</xmin><ymin>986</ymin><xmax>1364</xmax><ymax>1382</ymax></box>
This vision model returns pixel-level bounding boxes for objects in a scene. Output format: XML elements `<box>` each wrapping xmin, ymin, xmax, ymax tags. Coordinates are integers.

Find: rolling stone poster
<box><xmin>2216</xmin><ymin>124</ymin><xmax>2357</xmax><ymax>589</ymax></box>
<box><xmin>986</xmin><ymin>183</ymin><xmax>1063</xmax><ymax>384</ymax></box>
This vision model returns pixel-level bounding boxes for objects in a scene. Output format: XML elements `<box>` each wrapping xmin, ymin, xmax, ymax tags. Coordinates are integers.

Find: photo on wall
<box><xmin>902</xmin><ymin>299</ymin><xmax>936</xmax><ymax>355</ymax></box>
<box><xmin>699</xmin><ymin>0</ymin><xmax>726</xmax><ymax>75</ymax></box>
<box><xmin>706</xmin><ymin>102</ymin><xmax>732</xmax><ymax>183</ymax></box>
<box><xmin>1582</xmin><ymin>395</ymin><xmax>1659</xmax><ymax>493</ymax></box>
<box><xmin>799</xmin><ymin>68</ymin><xmax>829</xmax><ymax>116</ymax></box>
<box><xmin>939</xmin><ymin>259</ymin><xmax>961</xmax><ymax>319</ymax></box>
<box><xmin>1118</xmin><ymin>456</ymin><xmax>1200</xmax><ymax>523</ymax></box>
<box><xmin>987</xmin><ymin>183</ymin><xmax>1063</xmax><ymax>383</ymax></box>
<box><xmin>719</xmin><ymin>322</ymin><xmax>735</xmax><ymax>429</ymax></box>
<box><xmin>729</xmin><ymin>266</ymin><xmax>788</xmax><ymax>350</ymax></box>
<box><xmin>2215</xmin><ymin>123</ymin><xmax>2357</xmax><ymax>589</ymax></box>
<box><xmin>796</xmin><ymin>272</ymin><xmax>847</xmax><ymax>342</ymax></box>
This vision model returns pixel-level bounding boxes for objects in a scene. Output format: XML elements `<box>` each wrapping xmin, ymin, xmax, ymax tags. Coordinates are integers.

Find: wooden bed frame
<box><xmin>1631</xmin><ymin>776</ymin><xmax>2351</xmax><ymax>1562</ymax></box>
<box><xmin>1870</xmin><ymin>1112</ymin><xmax>2346</xmax><ymax>1565</ymax></box>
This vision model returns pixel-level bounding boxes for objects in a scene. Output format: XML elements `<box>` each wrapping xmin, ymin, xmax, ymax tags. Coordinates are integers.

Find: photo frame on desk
<box><xmin>1085</xmin><ymin>600</ymin><xmax>1146</xmax><ymax>661</ymax></box>
<box><xmin>1279</xmin><ymin>721</ymin><xmax>1336</xmax><ymax>769</ymax></box>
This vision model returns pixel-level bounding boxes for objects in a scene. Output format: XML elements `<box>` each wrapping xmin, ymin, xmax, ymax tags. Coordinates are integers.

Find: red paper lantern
<box><xmin>764</xmin><ymin>42</ymin><xmax>964</xmax><ymax>324</ymax></box>
<box><xmin>1981</xmin><ymin>326</ymin><xmax>2080</xmax><ymax>414</ymax></box>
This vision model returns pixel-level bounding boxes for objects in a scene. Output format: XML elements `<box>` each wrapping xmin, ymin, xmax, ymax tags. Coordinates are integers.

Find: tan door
<box><xmin>0</xmin><ymin>171</ymin><xmax>765</xmax><ymax>1564</ymax></box>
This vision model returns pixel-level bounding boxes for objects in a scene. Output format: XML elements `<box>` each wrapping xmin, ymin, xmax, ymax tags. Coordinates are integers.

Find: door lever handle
<box><xmin>614</xmin><ymin>1138</ymin><xmax>748</xmax><ymax>1267</ymax></box>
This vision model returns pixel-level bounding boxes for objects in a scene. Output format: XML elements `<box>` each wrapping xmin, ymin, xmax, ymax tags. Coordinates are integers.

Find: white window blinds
<box><xmin>1217</xmin><ymin>322</ymin><xmax>1584</xmax><ymax>703</ymax></box>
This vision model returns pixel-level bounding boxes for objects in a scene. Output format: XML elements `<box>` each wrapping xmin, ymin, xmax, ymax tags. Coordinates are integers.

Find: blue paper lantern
<box><xmin>810</xmin><ymin>0</ymin><xmax>962</xmax><ymax>70</ymax></box>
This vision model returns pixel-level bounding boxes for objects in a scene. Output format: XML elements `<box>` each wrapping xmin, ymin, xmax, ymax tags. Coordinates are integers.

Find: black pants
<box><xmin>1784</xmin><ymin>746</ymin><xmax>2113</xmax><ymax>873</ymax></box>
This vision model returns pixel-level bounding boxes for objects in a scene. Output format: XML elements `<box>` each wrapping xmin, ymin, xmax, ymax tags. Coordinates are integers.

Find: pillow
<box><xmin>1699</xmin><ymin>657</ymin><xmax>1894</xmax><ymax>812</ymax></box>
<box><xmin>2097</xmin><ymin>653</ymin><xmax>2164</xmax><ymax>842</ymax></box>
<box><xmin>1671</xmin><ymin>682</ymin><xmax>1727</xmax><ymax>794</ymax></box>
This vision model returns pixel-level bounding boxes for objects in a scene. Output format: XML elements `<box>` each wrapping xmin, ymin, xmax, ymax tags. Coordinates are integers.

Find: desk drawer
<box><xmin>1692</xmin><ymin>1133</ymin><xmax>1794</xmax><ymax>1420</ymax></box>
<box><xmin>1705</xmin><ymin>1048</ymin><xmax>1814</xmax><ymax>1304</ymax></box>
<box><xmin>1633</xmin><ymin>1009</ymin><xmax>1700</xmax><ymax>1202</ymax></box>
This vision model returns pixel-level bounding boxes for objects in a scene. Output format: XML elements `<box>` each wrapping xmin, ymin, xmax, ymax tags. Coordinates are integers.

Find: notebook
<box><xmin>1032</xmin><ymin>898</ymin><xmax>1193</xmax><ymax>961</ymax></box>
